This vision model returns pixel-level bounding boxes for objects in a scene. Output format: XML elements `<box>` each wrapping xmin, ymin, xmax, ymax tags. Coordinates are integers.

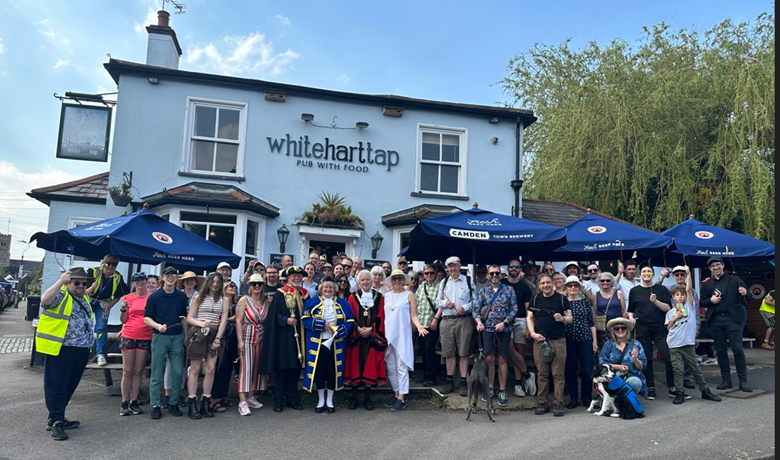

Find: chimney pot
<box><xmin>157</xmin><ymin>9</ymin><xmax>170</xmax><ymax>27</ymax></box>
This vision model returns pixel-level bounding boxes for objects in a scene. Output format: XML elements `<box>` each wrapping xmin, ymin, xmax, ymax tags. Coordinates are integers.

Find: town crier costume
<box><xmin>345</xmin><ymin>285</ymin><xmax>387</xmax><ymax>410</ymax></box>
<box><xmin>258</xmin><ymin>266</ymin><xmax>309</xmax><ymax>412</ymax></box>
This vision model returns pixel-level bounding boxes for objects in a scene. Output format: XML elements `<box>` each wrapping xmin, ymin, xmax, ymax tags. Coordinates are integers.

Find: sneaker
<box><xmin>238</xmin><ymin>401</ymin><xmax>251</xmax><ymax>416</ymax></box>
<box><xmin>390</xmin><ymin>399</ymin><xmax>406</xmax><ymax>412</ymax></box>
<box><xmin>150</xmin><ymin>406</ymin><xmax>162</xmax><ymax>420</ymax></box>
<box><xmin>97</xmin><ymin>355</ymin><xmax>107</xmax><ymax>367</ymax></box>
<box><xmin>46</xmin><ymin>419</ymin><xmax>79</xmax><ymax>431</ymax></box>
<box><xmin>683</xmin><ymin>380</ymin><xmax>695</xmax><ymax>389</ymax></box>
<box><xmin>702</xmin><ymin>357</ymin><xmax>718</xmax><ymax>366</ymax></box>
<box><xmin>669</xmin><ymin>390</ymin><xmax>691</xmax><ymax>400</ymax></box>
<box><xmin>441</xmin><ymin>381</ymin><xmax>454</xmax><ymax>394</ymax></box>
<box><xmin>459</xmin><ymin>381</ymin><xmax>468</xmax><ymax>397</ymax></box>
<box><xmin>673</xmin><ymin>392</ymin><xmax>686</xmax><ymax>405</ymax></box>
<box><xmin>497</xmin><ymin>390</ymin><xmax>508</xmax><ymax>407</ymax></box>
<box><xmin>129</xmin><ymin>400</ymin><xmax>143</xmax><ymax>415</ymax></box>
<box><xmin>120</xmin><ymin>401</ymin><xmax>131</xmax><ymax>416</ymax></box>
<box><xmin>482</xmin><ymin>387</ymin><xmax>495</xmax><ymax>402</ymax></box>
<box><xmin>696</xmin><ymin>355</ymin><xmax>703</xmax><ymax>363</ymax></box>
<box><xmin>384</xmin><ymin>395</ymin><xmax>398</xmax><ymax>407</ymax></box>
<box><xmin>168</xmin><ymin>405</ymin><xmax>183</xmax><ymax>417</ymax></box>
<box><xmin>50</xmin><ymin>421</ymin><xmax>68</xmax><ymax>441</ymax></box>
<box><xmin>761</xmin><ymin>342</ymin><xmax>772</xmax><ymax>350</ymax></box>
<box><xmin>647</xmin><ymin>388</ymin><xmax>657</xmax><ymax>400</ymax></box>
<box><xmin>161</xmin><ymin>395</ymin><xmax>170</xmax><ymax>408</ymax></box>
<box><xmin>514</xmin><ymin>384</ymin><xmax>526</xmax><ymax>397</ymax></box>
<box><xmin>524</xmin><ymin>372</ymin><xmax>537</xmax><ymax>396</ymax></box>
<box><xmin>246</xmin><ymin>397</ymin><xmax>263</xmax><ymax>409</ymax></box>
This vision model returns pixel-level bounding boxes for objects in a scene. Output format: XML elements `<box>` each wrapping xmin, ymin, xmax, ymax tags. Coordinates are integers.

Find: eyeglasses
<box><xmin>587</xmin><ymin>269</ymin><xmax>599</xmax><ymax>273</ymax></box>
<box><xmin>488</xmin><ymin>272</ymin><xmax>501</xmax><ymax>277</ymax></box>
<box><xmin>673</xmin><ymin>273</ymin><xmax>686</xmax><ymax>277</ymax></box>
<box><xmin>508</xmin><ymin>264</ymin><xmax>521</xmax><ymax>269</ymax></box>
<box><xmin>105</xmin><ymin>262</ymin><xmax>118</xmax><ymax>267</ymax></box>
<box><xmin>599</xmin><ymin>279</ymin><xmax>612</xmax><ymax>284</ymax></box>
<box><xmin>72</xmin><ymin>281</ymin><xmax>88</xmax><ymax>287</ymax></box>
<box><xmin>613</xmin><ymin>326</ymin><xmax>627</xmax><ymax>331</ymax></box>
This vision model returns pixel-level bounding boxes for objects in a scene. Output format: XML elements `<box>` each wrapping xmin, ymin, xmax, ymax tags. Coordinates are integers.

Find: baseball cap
<box><xmin>707</xmin><ymin>256</ymin><xmax>724</xmax><ymax>266</ymax></box>
<box><xmin>672</xmin><ymin>265</ymin><xmax>686</xmax><ymax>274</ymax></box>
<box><xmin>217</xmin><ymin>262</ymin><xmax>231</xmax><ymax>270</ymax></box>
<box><xmin>162</xmin><ymin>266</ymin><xmax>179</xmax><ymax>276</ymax></box>
<box><xmin>445</xmin><ymin>256</ymin><xmax>460</xmax><ymax>266</ymax></box>
<box><xmin>131</xmin><ymin>272</ymin><xmax>147</xmax><ymax>281</ymax></box>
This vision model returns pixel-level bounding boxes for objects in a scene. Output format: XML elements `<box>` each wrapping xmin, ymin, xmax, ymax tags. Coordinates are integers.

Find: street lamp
<box><xmin>370</xmin><ymin>231</ymin><xmax>384</xmax><ymax>259</ymax></box>
<box><xmin>277</xmin><ymin>224</ymin><xmax>290</xmax><ymax>253</ymax></box>
<box><xmin>18</xmin><ymin>239</ymin><xmax>30</xmax><ymax>279</ymax></box>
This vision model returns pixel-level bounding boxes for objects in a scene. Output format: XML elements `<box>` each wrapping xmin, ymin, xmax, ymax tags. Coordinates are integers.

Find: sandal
<box><xmin>222</xmin><ymin>399</ymin><xmax>235</xmax><ymax>408</ymax></box>
<box><xmin>211</xmin><ymin>399</ymin><xmax>227</xmax><ymax>413</ymax></box>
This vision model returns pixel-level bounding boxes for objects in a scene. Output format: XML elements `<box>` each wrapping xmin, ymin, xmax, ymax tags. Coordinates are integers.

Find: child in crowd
<box><xmin>665</xmin><ymin>266</ymin><xmax>721</xmax><ymax>404</ymax></box>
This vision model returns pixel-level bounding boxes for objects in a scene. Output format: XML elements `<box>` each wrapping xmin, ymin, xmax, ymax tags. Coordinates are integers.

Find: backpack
<box><xmin>441</xmin><ymin>274</ymin><xmax>475</xmax><ymax>300</ymax></box>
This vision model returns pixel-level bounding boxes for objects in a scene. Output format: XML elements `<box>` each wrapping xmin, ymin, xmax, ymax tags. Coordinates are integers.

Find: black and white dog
<box><xmin>587</xmin><ymin>363</ymin><xmax>645</xmax><ymax>419</ymax></box>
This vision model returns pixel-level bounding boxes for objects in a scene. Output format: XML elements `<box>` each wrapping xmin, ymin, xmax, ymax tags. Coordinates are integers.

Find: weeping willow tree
<box><xmin>502</xmin><ymin>12</ymin><xmax>774</xmax><ymax>242</ymax></box>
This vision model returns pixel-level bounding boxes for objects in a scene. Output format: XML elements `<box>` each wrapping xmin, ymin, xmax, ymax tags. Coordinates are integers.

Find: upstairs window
<box><xmin>184</xmin><ymin>98</ymin><xmax>246</xmax><ymax>176</ymax></box>
<box><xmin>417</xmin><ymin>125</ymin><xmax>467</xmax><ymax>196</ymax></box>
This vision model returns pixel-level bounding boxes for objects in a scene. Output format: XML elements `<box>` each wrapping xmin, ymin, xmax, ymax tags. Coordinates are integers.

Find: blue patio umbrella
<box><xmin>661</xmin><ymin>217</ymin><xmax>775</xmax><ymax>268</ymax></box>
<box><xmin>399</xmin><ymin>207</ymin><xmax>567</xmax><ymax>264</ymax></box>
<box><xmin>546</xmin><ymin>214</ymin><xmax>675</xmax><ymax>262</ymax></box>
<box><xmin>30</xmin><ymin>210</ymin><xmax>241</xmax><ymax>269</ymax></box>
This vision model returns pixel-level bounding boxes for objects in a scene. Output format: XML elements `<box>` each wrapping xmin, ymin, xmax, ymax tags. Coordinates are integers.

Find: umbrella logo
<box><xmin>152</xmin><ymin>232</ymin><xmax>174</xmax><ymax>244</ymax></box>
<box><xmin>449</xmin><ymin>228</ymin><xmax>490</xmax><ymax>240</ymax></box>
<box><xmin>587</xmin><ymin>226</ymin><xmax>607</xmax><ymax>234</ymax></box>
<box><xmin>749</xmin><ymin>284</ymin><xmax>765</xmax><ymax>298</ymax></box>
<box><xmin>695</xmin><ymin>231</ymin><xmax>714</xmax><ymax>240</ymax></box>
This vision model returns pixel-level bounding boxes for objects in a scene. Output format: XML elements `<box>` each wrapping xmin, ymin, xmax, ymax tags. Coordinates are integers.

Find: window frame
<box><xmin>415</xmin><ymin>124</ymin><xmax>468</xmax><ymax>197</ymax></box>
<box><xmin>181</xmin><ymin>97</ymin><xmax>248</xmax><ymax>177</ymax></box>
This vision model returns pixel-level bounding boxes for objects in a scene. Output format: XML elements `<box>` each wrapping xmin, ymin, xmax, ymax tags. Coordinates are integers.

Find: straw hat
<box><xmin>176</xmin><ymin>271</ymin><xmax>203</xmax><ymax>290</ymax></box>
<box><xmin>389</xmin><ymin>269</ymin><xmax>411</xmax><ymax>284</ymax></box>
<box><xmin>606</xmin><ymin>317</ymin><xmax>634</xmax><ymax>333</ymax></box>
<box><xmin>248</xmin><ymin>273</ymin><xmax>264</xmax><ymax>284</ymax></box>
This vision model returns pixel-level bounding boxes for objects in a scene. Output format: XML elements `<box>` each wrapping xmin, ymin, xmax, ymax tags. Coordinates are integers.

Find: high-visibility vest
<box><xmin>90</xmin><ymin>266</ymin><xmax>122</xmax><ymax>301</ymax></box>
<box><xmin>35</xmin><ymin>286</ymin><xmax>93</xmax><ymax>356</ymax></box>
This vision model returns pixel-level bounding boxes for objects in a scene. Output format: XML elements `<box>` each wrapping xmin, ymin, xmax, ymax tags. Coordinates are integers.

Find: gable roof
<box><xmin>27</xmin><ymin>172</ymin><xmax>109</xmax><ymax>206</ymax></box>
<box><xmin>142</xmin><ymin>182</ymin><xmax>280</xmax><ymax>217</ymax></box>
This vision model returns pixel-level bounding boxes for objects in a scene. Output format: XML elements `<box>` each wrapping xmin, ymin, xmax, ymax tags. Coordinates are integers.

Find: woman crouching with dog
<box><xmin>598</xmin><ymin>318</ymin><xmax>647</xmax><ymax>397</ymax></box>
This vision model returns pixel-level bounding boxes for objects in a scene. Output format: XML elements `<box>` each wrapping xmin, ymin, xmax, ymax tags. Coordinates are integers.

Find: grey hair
<box><xmin>356</xmin><ymin>269</ymin><xmax>372</xmax><ymax>284</ymax></box>
<box><xmin>318</xmin><ymin>280</ymin><xmax>337</xmax><ymax>295</ymax></box>
<box><xmin>370</xmin><ymin>265</ymin><xmax>386</xmax><ymax>281</ymax></box>
<box><xmin>599</xmin><ymin>271</ymin><xmax>616</xmax><ymax>288</ymax></box>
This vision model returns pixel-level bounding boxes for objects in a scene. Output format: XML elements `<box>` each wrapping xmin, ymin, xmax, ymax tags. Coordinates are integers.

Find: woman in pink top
<box><xmin>118</xmin><ymin>272</ymin><xmax>153</xmax><ymax>416</ymax></box>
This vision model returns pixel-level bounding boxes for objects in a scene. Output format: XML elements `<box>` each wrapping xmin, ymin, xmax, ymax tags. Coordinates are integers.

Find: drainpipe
<box><xmin>510</xmin><ymin>117</ymin><xmax>524</xmax><ymax>217</ymax></box>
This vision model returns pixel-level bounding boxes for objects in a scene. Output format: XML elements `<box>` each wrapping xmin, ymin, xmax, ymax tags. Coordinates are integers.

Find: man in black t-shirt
<box><xmin>263</xmin><ymin>265</ymin><xmax>281</xmax><ymax>301</ymax></box>
<box><xmin>627</xmin><ymin>263</ymin><xmax>673</xmax><ymax>400</ymax></box>
<box><xmin>502</xmin><ymin>259</ymin><xmax>536</xmax><ymax>397</ymax></box>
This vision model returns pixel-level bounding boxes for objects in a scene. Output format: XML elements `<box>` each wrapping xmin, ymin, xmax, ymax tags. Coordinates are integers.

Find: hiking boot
<box><xmin>188</xmin><ymin>398</ymin><xmax>202</xmax><ymax>420</ymax></box>
<box><xmin>441</xmin><ymin>381</ymin><xmax>454</xmax><ymax>394</ymax></box>
<box><xmin>524</xmin><ymin>372</ymin><xmax>537</xmax><ymax>396</ymax></box>
<box><xmin>534</xmin><ymin>404</ymin><xmax>549</xmax><ymax>415</ymax></box>
<box><xmin>482</xmin><ymin>387</ymin><xmax>495</xmax><ymax>402</ymax></box>
<box><xmin>120</xmin><ymin>401</ymin><xmax>131</xmax><ymax>416</ymax></box>
<box><xmin>761</xmin><ymin>342</ymin><xmax>772</xmax><ymax>350</ymax></box>
<box><xmin>348</xmin><ymin>398</ymin><xmax>359</xmax><ymax>410</ymax></box>
<box><xmin>514</xmin><ymin>384</ymin><xmax>526</xmax><ymax>397</ymax></box>
<box><xmin>566</xmin><ymin>399</ymin><xmax>579</xmax><ymax>409</ymax></box>
<box><xmin>497</xmin><ymin>390</ymin><xmax>508</xmax><ymax>407</ymax></box>
<box><xmin>50</xmin><ymin>421</ymin><xmax>68</xmax><ymax>441</ymax></box>
<box><xmin>97</xmin><ymin>354</ymin><xmax>107</xmax><ymax>367</ymax></box>
<box><xmin>128</xmin><ymin>400</ymin><xmax>143</xmax><ymax>415</ymax></box>
<box><xmin>459</xmin><ymin>381</ymin><xmax>468</xmax><ymax>397</ymax></box>
<box><xmin>673</xmin><ymin>392</ymin><xmax>686</xmax><ymax>405</ymax></box>
<box><xmin>201</xmin><ymin>397</ymin><xmax>214</xmax><ymax>418</ymax></box>
<box><xmin>390</xmin><ymin>399</ymin><xmax>406</xmax><ymax>412</ymax></box>
<box><xmin>647</xmin><ymin>388</ymin><xmax>657</xmax><ymax>400</ymax></box>
<box><xmin>701</xmin><ymin>388</ymin><xmax>722</xmax><ymax>402</ymax></box>
<box><xmin>384</xmin><ymin>395</ymin><xmax>398</xmax><ymax>407</ymax></box>
<box><xmin>716</xmin><ymin>381</ymin><xmax>733</xmax><ymax>390</ymax></box>
<box><xmin>168</xmin><ymin>404</ymin><xmax>183</xmax><ymax>417</ymax></box>
<box><xmin>553</xmin><ymin>404</ymin><xmax>564</xmax><ymax>417</ymax></box>
<box><xmin>150</xmin><ymin>406</ymin><xmax>162</xmax><ymax>420</ymax></box>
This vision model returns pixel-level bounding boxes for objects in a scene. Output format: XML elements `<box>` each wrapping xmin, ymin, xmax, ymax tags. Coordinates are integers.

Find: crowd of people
<box><xmin>36</xmin><ymin>250</ymin><xmax>768</xmax><ymax>440</ymax></box>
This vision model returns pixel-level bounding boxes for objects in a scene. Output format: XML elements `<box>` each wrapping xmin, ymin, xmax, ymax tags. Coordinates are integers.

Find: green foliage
<box><xmin>301</xmin><ymin>192</ymin><xmax>365</xmax><ymax>228</ymax></box>
<box><xmin>501</xmin><ymin>12</ymin><xmax>774</xmax><ymax>242</ymax></box>
<box><xmin>108</xmin><ymin>179</ymin><xmax>132</xmax><ymax>198</ymax></box>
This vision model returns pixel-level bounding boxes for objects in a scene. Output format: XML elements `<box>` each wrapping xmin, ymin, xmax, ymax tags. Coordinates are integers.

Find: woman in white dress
<box><xmin>383</xmin><ymin>269</ymin><xmax>428</xmax><ymax>412</ymax></box>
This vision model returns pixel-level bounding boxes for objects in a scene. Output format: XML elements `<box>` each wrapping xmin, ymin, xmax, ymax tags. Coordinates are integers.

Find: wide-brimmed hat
<box><xmin>523</xmin><ymin>260</ymin><xmax>541</xmax><ymax>270</ymax></box>
<box><xmin>389</xmin><ymin>269</ymin><xmax>411</xmax><ymax>284</ymax></box>
<box><xmin>607</xmin><ymin>317</ymin><xmax>634</xmax><ymax>333</ymax></box>
<box><xmin>69</xmin><ymin>267</ymin><xmax>93</xmax><ymax>281</ymax></box>
<box><xmin>176</xmin><ymin>271</ymin><xmax>203</xmax><ymax>289</ymax></box>
<box><xmin>564</xmin><ymin>261</ymin><xmax>580</xmax><ymax>271</ymax></box>
<box><xmin>248</xmin><ymin>274</ymin><xmax>264</xmax><ymax>284</ymax></box>
<box><xmin>563</xmin><ymin>275</ymin><xmax>582</xmax><ymax>287</ymax></box>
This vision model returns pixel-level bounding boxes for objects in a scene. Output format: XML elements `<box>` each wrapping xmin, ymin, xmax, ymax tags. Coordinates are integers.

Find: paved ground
<box><xmin>0</xmin><ymin>302</ymin><xmax>774</xmax><ymax>460</ymax></box>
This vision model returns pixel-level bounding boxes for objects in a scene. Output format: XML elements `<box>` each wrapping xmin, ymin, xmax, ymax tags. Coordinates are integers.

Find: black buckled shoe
<box><xmin>327</xmin><ymin>406</ymin><xmax>336</xmax><ymax>414</ymax></box>
<box><xmin>363</xmin><ymin>398</ymin><xmax>374</xmax><ymax>410</ymax></box>
<box><xmin>315</xmin><ymin>405</ymin><xmax>325</xmax><ymax>413</ymax></box>
<box><xmin>348</xmin><ymin>398</ymin><xmax>359</xmax><ymax>410</ymax></box>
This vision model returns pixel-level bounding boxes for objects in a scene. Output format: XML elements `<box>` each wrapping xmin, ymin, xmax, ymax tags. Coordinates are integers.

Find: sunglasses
<box><xmin>254</xmin><ymin>267</ymin><xmax>265</xmax><ymax>271</ymax></box>
<box><xmin>613</xmin><ymin>326</ymin><xmax>627</xmax><ymax>331</ymax></box>
<box><xmin>338</xmin><ymin>280</ymin><xmax>348</xmax><ymax>284</ymax></box>
<box><xmin>543</xmin><ymin>268</ymin><xmax>555</xmax><ymax>272</ymax></box>
<box><xmin>105</xmin><ymin>262</ymin><xmax>118</xmax><ymax>267</ymax></box>
<box><xmin>342</xmin><ymin>264</ymin><xmax>353</xmax><ymax>268</ymax></box>
<box><xmin>71</xmin><ymin>281</ymin><xmax>89</xmax><ymax>287</ymax></box>
<box><xmin>249</xmin><ymin>282</ymin><xmax>263</xmax><ymax>288</ymax></box>
<box><xmin>508</xmin><ymin>264</ymin><xmax>521</xmax><ymax>269</ymax></box>
<box><xmin>599</xmin><ymin>279</ymin><xmax>612</xmax><ymax>283</ymax></box>
<box><xmin>673</xmin><ymin>273</ymin><xmax>686</xmax><ymax>277</ymax></box>
<box><xmin>226</xmin><ymin>283</ymin><xmax>237</xmax><ymax>289</ymax></box>
<box><xmin>398</xmin><ymin>261</ymin><xmax>408</xmax><ymax>265</ymax></box>
<box><xmin>488</xmin><ymin>272</ymin><xmax>501</xmax><ymax>277</ymax></box>
<box><xmin>566</xmin><ymin>284</ymin><xmax>579</xmax><ymax>288</ymax></box>
<box><xmin>163</xmin><ymin>273</ymin><xmax>178</xmax><ymax>278</ymax></box>
<box><xmin>423</xmin><ymin>271</ymin><xmax>435</xmax><ymax>275</ymax></box>
<box><xmin>587</xmin><ymin>269</ymin><xmax>599</xmax><ymax>273</ymax></box>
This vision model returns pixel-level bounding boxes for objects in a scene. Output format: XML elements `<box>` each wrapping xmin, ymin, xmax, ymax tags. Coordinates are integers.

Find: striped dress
<box><xmin>238</xmin><ymin>297</ymin><xmax>268</xmax><ymax>392</ymax></box>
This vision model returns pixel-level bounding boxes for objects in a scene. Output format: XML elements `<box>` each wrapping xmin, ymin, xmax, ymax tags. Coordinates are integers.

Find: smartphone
<box><xmin>714</xmin><ymin>289</ymin><xmax>722</xmax><ymax>297</ymax></box>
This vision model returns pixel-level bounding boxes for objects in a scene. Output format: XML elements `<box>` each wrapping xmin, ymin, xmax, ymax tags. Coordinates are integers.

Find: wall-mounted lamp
<box><xmin>277</xmin><ymin>224</ymin><xmax>290</xmax><ymax>253</ymax></box>
<box><xmin>491</xmin><ymin>137</ymin><xmax>498</xmax><ymax>144</ymax></box>
<box><xmin>489</xmin><ymin>117</ymin><xmax>500</xmax><ymax>124</ymax></box>
<box><xmin>301</xmin><ymin>113</ymin><xmax>314</xmax><ymax>122</ymax></box>
<box><xmin>355</xmin><ymin>121</ymin><xmax>369</xmax><ymax>129</ymax></box>
<box><xmin>370</xmin><ymin>231</ymin><xmax>384</xmax><ymax>259</ymax></box>
<box><xmin>148</xmin><ymin>77</ymin><xmax>160</xmax><ymax>85</ymax></box>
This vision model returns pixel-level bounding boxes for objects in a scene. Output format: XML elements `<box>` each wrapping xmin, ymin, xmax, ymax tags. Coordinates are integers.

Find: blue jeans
<box><xmin>565</xmin><ymin>340</ymin><xmax>594</xmax><ymax>403</ymax></box>
<box><xmin>93</xmin><ymin>301</ymin><xmax>109</xmax><ymax>357</ymax></box>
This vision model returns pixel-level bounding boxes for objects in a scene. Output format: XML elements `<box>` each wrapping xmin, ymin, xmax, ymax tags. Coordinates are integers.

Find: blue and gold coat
<box><xmin>301</xmin><ymin>295</ymin><xmax>354</xmax><ymax>392</ymax></box>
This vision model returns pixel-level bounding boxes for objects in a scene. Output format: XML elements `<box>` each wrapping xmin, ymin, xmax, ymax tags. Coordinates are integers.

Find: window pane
<box><xmin>420</xmin><ymin>163</ymin><xmax>439</xmax><ymax>192</ymax></box>
<box><xmin>215</xmin><ymin>143</ymin><xmax>238</xmax><ymax>173</ymax></box>
<box><xmin>440</xmin><ymin>165</ymin><xmax>459</xmax><ymax>193</ymax></box>
<box><xmin>194</xmin><ymin>106</ymin><xmax>217</xmax><ymax>138</ymax></box>
<box><xmin>180</xmin><ymin>212</ymin><xmax>237</xmax><ymax>224</ymax></box>
<box><xmin>192</xmin><ymin>140</ymin><xmax>215</xmax><ymax>171</ymax></box>
<box><xmin>245</xmin><ymin>220</ymin><xmax>259</xmax><ymax>255</ymax></box>
<box><xmin>400</xmin><ymin>232</ymin><xmax>411</xmax><ymax>257</ymax></box>
<box><xmin>218</xmin><ymin>108</ymin><xmax>240</xmax><ymax>140</ymax></box>
<box><xmin>422</xmin><ymin>132</ymin><xmax>440</xmax><ymax>161</ymax></box>
<box><xmin>208</xmin><ymin>225</ymin><xmax>234</xmax><ymax>252</ymax></box>
<box><xmin>182</xmin><ymin>223</ymin><xmax>207</xmax><ymax>239</ymax></box>
<box><xmin>442</xmin><ymin>134</ymin><xmax>460</xmax><ymax>162</ymax></box>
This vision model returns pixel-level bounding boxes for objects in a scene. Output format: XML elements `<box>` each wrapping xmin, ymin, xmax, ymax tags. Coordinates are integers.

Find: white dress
<box><xmin>383</xmin><ymin>291</ymin><xmax>414</xmax><ymax>370</ymax></box>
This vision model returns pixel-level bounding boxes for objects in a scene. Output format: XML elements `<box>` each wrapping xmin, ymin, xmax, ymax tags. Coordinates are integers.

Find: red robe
<box><xmin>345</xmin><ymin>289</ymin><xmax>387</xmax><ymax>387</ymax></box>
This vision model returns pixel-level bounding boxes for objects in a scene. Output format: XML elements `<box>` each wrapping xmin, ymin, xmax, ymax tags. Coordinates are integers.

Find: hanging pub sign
<box><xmin>56</xmin><ymin>103</ymin><xmax>112</xmax><ymax>162</ymax></box>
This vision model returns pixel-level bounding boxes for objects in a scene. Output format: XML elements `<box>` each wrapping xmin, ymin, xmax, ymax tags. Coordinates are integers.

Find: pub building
<box><xmin>32</xmin><ymin>11</ymin><xmax>537</xmax><ymax>297</ymax></box>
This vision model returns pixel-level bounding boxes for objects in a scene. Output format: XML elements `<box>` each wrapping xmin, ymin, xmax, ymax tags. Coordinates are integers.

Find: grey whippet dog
<box><xmin>466</xmin><ymin>335</ymin><xmax>495</xmax><ymax>422</ymax></box>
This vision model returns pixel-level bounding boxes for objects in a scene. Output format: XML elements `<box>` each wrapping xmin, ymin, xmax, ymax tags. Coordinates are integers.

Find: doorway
<box><xmin>309</xmin><ymin>240</ymin><xmax>346</xmax><ymax>265</ymax></box>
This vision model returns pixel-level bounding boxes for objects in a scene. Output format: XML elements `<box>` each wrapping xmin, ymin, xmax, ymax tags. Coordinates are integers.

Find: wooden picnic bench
<box><xmin>85</xmin><ymin>332</ymin><xmax>151</xmax><ymax>395</ymax></box>
<box><xmin>694</xmin><ymin>337</ymin><xmax>756</xmax><ymax>348</ymax></box>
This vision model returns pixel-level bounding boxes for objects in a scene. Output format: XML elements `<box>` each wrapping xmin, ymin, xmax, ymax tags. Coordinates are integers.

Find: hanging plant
<box><xmin>300</xmin><ymin>192</ymin><xmax>364</xmax><ymax>228</ymax></box>
<box><xmin>108</xmin><ymin>177</ymin><xmax>133</xmax><ymax>207</ymax></box>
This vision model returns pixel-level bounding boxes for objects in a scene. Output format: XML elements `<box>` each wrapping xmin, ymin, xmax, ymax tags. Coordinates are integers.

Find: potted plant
<box><xmin>300</xmin><ymin>192</ymin><xmax>364</xmax><ymax>228</ymax></box>
<box><xmin>108</xmin><ymin>178</ymin><xmax>133</xmax><ymax>207</ymax></box>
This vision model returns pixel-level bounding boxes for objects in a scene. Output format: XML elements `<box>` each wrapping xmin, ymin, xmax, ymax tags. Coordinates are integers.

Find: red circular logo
<box><xmin>587</xmin><ymin>226</ymin><xmax>607</xmax><ymax>234</ymax></box>
<box><xmin>750</xmin><ymin>284</ymin><xmax>765</xmax><ymax>298</ymax></box>
<box><xmin>152</xmin><ymin>232</ymin><xmax>173</xmax><ymax>244</ymax></box>
<box><xmin>695</xmin><ymin>231</ymin><xmax>714</xmax><ymax>240</ymax></box>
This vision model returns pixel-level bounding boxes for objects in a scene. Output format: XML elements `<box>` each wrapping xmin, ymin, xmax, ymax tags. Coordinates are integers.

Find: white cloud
<box><xmin>53</xmin><ymin>59</ymin><xmax>70</xmax><ymax>70</ymax></box>
<box><xmin>0</xmin><ymin>38</ymin><xmax>5</xmax><ymax>54</ymax></box>
<box><xmin>275</xmin><ymin>15</ymin><xmax>292</xmax><ymax>26</ymax></box>
<box><xmin>184</xmin><ymin>33</ymin><xmax>301</xmax><ymax>77</ymax></box>
<box><xmin>338</xmin><ymin>74</ymin><xmax>351</xmax><ymax>85</ymax></box>
<box><xmin>134</xmin><ymin>6</ymin><xmax>158</xmax><ymax>33</ymax></box>
<box><xmin>37</xmin><ymin>19</ymin><xmax>55</xmax><ymax>38</ymax></box>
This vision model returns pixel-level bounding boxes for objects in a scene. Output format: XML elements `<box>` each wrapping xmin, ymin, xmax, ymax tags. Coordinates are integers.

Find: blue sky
<box><xmin>0</xmin><ymin>0</ymin><xmax>770</xmax><ymax>260</ymax></box>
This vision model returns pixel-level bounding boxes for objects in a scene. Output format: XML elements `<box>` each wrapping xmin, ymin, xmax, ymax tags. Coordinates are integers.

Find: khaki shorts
<box><xmin>760</xmin><ymin>310</ymin><xmax>775</xmax><ymax>328</ymax></box>
<box><xmin>511</xmin><ymin>317</ymin><xmax>528</xmax><ymax>344</ymax></box>
<box><xmin>439</xmin><ymin>316</ymin><xmax>474</xmax><ymax>357</ymax></box>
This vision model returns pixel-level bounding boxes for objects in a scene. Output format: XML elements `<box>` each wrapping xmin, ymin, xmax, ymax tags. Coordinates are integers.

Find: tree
<box><xmin>502</xmin><ymin>12</ymin><xmax>774</xmax><ymax>242</ymax></box>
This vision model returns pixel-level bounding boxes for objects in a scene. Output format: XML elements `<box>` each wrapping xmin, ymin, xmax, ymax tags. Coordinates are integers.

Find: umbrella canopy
<box><xmin>399</xmin><ymin>207</ymin><xmax>567</xmax><ymax>264</ymax></box>
<box><xmin>547</xmin><ymin>214</ymin><xmax>675</xmax><ymax>261</ymax></box>
<box><xmin>661</xmin><ymin>218</ymin><xmax>775</xmax><ymax>267</ymax></box>
<box><xmin>30</xmin><ymin>210</ymin><xmax>241</xmax><ymax>269</ymax></box>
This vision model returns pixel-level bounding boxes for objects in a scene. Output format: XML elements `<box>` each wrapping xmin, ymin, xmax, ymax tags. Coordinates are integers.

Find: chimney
<box><xmin>145</xmin><ymin>9</ymin><xmax>182</xmax><ymax>69</ymax></box>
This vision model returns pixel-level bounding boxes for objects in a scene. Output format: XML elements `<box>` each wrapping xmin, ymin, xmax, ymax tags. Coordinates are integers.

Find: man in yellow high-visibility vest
<box><xmin>37</xmin><ymin>267</ymin><xmax>95</xmax><ymax>441</ymax></box>
<box><xmin>86</xmin><ymin>254</ymin><xmax>128</xmax><ymax>367</ymax></box>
